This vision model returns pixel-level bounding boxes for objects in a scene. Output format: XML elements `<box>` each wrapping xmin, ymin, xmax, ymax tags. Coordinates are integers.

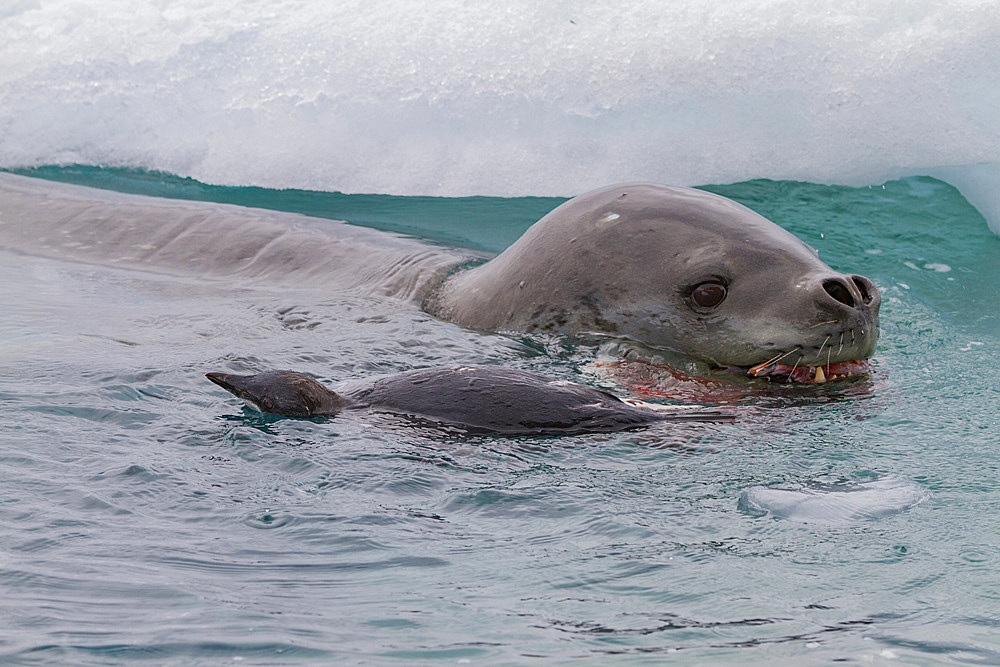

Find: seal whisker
<box><xmin>748</xmin><ymin>346</ymin><xmax>802</xmax><ymax>376</ymax></box>
<box><xmin>838</xmin><ymin>332</ymin><xmax>844</xmax><ymax>355</ymax></box>
<box><xmin>809</xmin><ymin>320</ymin><xmax>838</xmax><ymax>329</ymax></box>
<box><xmin>816</xmin><ymin>335</ymin><xmax>831</xmax><ymax>361</ymax></box>
<box><xmin>774</xmin><ymin>346</ymin><xmax>802</xmax><ymax>365</ymax></box>
<box><xmin>787</xmin><ymin>356</ymin><xmax>803</xmax><ymax>383</ymax></box>
<box><xmin>757</xmin><ymin>349</ymin><xmax>794</xmax><ymax>368</ymax></box>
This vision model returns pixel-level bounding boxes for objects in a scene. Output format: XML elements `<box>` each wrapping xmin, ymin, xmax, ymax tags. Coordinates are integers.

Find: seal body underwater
<box><xmin>206</xmin><ymin>366</ymin><xmax>729</xmax><ymax>434</ymax></box>
<box><xmin>426</xmin><ymin>183</ymin><xmax>881</xmax><ymax>382</ymax></box>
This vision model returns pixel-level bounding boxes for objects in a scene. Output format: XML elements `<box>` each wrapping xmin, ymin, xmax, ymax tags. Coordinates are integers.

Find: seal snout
<box><xmin>748</xmin><ymin>271</ymin><xmax>881</xmax><ymax>384</ymax></box>
<box><xmin>820</xmin><ymin>274</ymin><xmax>879</xmax><ymax>312</ymax></box>
<box><xmin>849</xmin><ymin>274</ymin><xmax>879</xmax><ymax>309</ymax></box>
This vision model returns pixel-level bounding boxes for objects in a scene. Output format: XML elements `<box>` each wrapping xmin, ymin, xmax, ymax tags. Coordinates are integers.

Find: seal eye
<box><xmin>691</xmin><ymin>282</ymin><xmax>727</xmax><ymax>309</ymax></box>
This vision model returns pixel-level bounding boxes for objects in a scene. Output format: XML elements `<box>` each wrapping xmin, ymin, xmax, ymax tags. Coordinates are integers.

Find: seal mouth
<box><xmin>747</xmin><ymin>359</ymin><xmax>871</xmax><ymax>384</ymax></box>
<box><xmin>742</xmin><ymin>322</ymin><xmax>877</xmax><ymax>384</ymax></box>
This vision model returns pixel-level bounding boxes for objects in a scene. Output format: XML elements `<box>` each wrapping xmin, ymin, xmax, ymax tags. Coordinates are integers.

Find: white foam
<box><xmin>1</xmin><ymin>1</ymin><xmax>998</xmax><ymax>228</ymax></box>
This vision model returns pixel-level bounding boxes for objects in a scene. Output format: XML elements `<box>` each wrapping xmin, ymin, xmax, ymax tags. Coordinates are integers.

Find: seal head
<box><xmin>426</xmin><ymin>183</ymin><xmax>880</xmax><ymax>379</ymax></box>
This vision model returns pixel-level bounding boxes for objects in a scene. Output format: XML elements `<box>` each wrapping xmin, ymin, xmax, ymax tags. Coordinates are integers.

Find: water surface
<box><xmin>1</xmin><ymin>171</ymin><xmax>998</xmax><ymax>663</ymax></box>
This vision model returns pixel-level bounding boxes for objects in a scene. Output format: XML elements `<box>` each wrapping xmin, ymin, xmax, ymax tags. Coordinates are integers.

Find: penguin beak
<box><xmin>205</xmin><ymin>372</ymin><xmax>256</xmax><ymax>403</ymax></box>
<box><xmin>205</xmin><ymin>372</ymin><xmax>238</xmax><ymax>392</ymax></box>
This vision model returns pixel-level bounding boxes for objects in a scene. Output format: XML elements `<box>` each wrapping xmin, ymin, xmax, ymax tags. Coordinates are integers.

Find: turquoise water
<box><xmin>1</xmin><ymin>169</ymin><xmax>999</xmax><ymax>663</ymax></box>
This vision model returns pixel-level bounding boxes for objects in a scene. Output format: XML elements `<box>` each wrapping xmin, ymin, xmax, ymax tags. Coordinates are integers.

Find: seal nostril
<box><xmin>852</xmin><ymin>276</ymin><xmax>873</xmax><ymax>304</ymax></box>
<box><xmin>823</xmin><ymin>279</ymin><xmax>856</xmax><ymax>308</ymax></box>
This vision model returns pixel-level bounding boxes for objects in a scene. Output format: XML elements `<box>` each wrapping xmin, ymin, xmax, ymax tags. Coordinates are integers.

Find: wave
<box><xmin>1</xmin><ymin>1</ymin><xmax>998</xmax><ymax>230</ymax></box>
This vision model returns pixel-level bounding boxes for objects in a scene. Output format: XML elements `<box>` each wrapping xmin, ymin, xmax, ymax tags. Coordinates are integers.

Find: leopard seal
<box><xmin>426</xmin><ymin>183</ymin><xmax>880</xmax><ymax>382</ymax></box>
<box><xmin>206</xmin><ymin>366</ymin><xmax>729</xmax><ymax>434</ymax></box>
<box><xmin>0</xmin><ymin>175</ymin><xmax>879</xmax><ymax>382</ymax></box>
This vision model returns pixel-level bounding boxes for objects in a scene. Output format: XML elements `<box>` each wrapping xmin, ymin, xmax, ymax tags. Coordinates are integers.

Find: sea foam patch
<box><xmin>739</xmin><ymin>476</ymin><xmax>930</xmax><ymax>527</ymax></box>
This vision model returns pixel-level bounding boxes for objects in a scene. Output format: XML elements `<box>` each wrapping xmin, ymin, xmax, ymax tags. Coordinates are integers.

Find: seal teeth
<box><xmin>814</xmin><ymin>366</ymin><xmax>827</xmax><ymax>383</ymax></box>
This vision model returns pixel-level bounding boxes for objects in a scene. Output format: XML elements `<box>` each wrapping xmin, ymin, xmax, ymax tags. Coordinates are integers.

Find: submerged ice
<box><xmin>0</xmin><ymin>0</ymin><xmax>998</xmax><ymax>230</ymax></box>
<box><xmin>739</xmin><ymin>476</ymin><xmax>930</xmax><ymax>527</ymax></box>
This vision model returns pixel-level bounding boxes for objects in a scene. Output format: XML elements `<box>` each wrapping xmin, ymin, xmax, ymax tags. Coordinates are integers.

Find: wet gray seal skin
<box><xmin>0</xmin><ymin>172</ymin><xmax>466</xmax><ymax>300</ymax></box>
<box><xmin>426</xmin><ymin>183</ymin><xmax>881</xmax><ymax>382</ymax></box>
<box><xmin>206</xmin><ymin>366</ymin><xmax>728</xmax><ymax>434</ymax></box>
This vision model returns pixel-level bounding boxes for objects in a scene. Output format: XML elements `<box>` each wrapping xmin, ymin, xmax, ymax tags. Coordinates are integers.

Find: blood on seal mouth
<box><xmin>748</xmin><ymin>359</ymin><xmax>871</xmax><ymax>384</ymax></box>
